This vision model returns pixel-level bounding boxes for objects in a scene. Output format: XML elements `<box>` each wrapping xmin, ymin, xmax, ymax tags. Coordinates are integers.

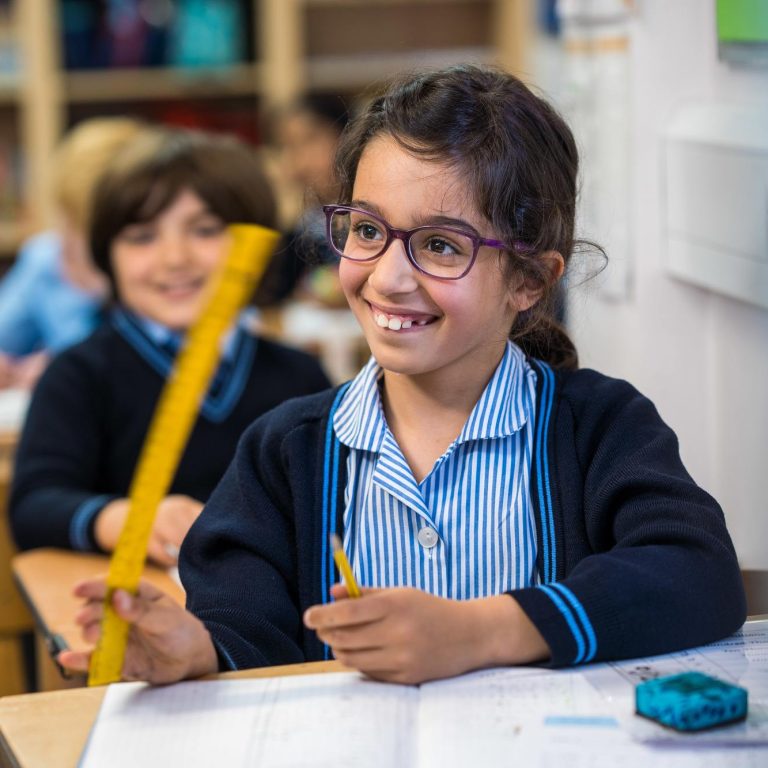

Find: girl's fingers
<box><xmin>331</xmin><ymin>647</ymin><xmax>398</xmax><ymax>678</ymax></box>
<box><xmin>75</xmin><ymin>600</ymin><xmax>104</xmax><ymax>627</ymax></box>
<box><xmin>329</xmin><ymin>583</ymin><xmax>378</xmax><ymax>600</ymax></box>
<box><xmin>72</xmin><ymin>577</ymin><xmax>110</xmax><ymax>600</ymax></box>
<box><xmin>315</xmin><ymin>624</ymin><xmax>383</xmax><ymax>652</ymax></box>
<box><xmin>304</xmin><ymin>588</ymin><xmax>383</xmax><ymax>630</ymax></box>
<box><xmin>81</xmin><ymin>619</ymin><xmax>103</xmax><ymax>645</ymax></box>
<box><xmin>57</xmin><ymin>649</ymin><xmax>91</xmax><ymax>673</ymax></box>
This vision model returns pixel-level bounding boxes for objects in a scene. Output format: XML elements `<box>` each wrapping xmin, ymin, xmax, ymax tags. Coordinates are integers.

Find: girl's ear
<box><xmin>507</xmin><ymin>250</ymin><xmax>565</xmax><ymax>312</ymax></box>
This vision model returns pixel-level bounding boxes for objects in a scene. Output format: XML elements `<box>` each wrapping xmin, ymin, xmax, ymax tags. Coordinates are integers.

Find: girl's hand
<box><xmin>303</xmin><ymin>585</ymin><xmax>550</xmax><ymax>685</ymax></box>
<box><xmin>57</xmin><ymin>578</ymin><xmax>218</xmax><ymax>685</ymax></box>
<box><xmin>95</xmin><ymin>495</ymin><xmax>204</xmax><ymax>566</ymax></box>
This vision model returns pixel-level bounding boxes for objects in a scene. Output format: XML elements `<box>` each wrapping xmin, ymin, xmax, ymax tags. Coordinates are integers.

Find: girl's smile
<box><xmin>366</xmin><ymin>299</ymin><xmax>439</xmax><ymax>331</ymax></box>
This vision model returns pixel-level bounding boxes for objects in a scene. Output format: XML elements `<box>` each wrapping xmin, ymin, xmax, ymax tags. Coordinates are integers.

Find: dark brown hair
<box><xmin>91</xmin><ymin>127</ymin><xmax>277</xmax><ymax>289</ymax></box>
<box><xmin>335</xmin><ymin>65</ymin><xmax>605</xmax><ymax>369</ymax></box>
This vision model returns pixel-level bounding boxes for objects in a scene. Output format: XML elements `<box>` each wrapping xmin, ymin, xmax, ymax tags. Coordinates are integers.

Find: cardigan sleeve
<box><xmin>510</xmin><ymin>374</ymin><xmax>746</xmax><ymax>667</ymax></box>
<box><xmin>179</xmin><ymin>417</ymin><xmax>306</xmax><ymax>671</ymax></box>
<box><xmin>9</xmin><ymin>350</ymin><xmax>118</xmax><ymax>551</ymax></box>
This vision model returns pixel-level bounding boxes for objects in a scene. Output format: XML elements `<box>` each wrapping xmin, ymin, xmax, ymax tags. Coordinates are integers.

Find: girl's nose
<box><xmin>367</xmin><ymin>237</ymin><xmax>419</xmax><ymax>295</ymax></box>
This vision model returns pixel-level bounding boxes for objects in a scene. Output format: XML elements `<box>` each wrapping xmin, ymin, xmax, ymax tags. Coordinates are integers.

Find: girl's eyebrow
<box><xmin>350</xmin><ymin>199</ymin><xmax>481</xmax><ymax>235</ymax></box>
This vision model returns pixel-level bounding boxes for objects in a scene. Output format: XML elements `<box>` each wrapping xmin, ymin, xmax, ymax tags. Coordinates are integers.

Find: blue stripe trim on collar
<box><xmin>112</xmin><ymin>308</ymin><xmax>258</xmax><ymax>423</ymax></box>
<box><xmin>112</xmin><ymin>309</ymin><xmax>173</xmax><ymax>379</ymax></box>
<box><xmin>200</xmin><ymin>329</ymin><xmax>257</xmax><ymax>423</ymax></box>
<box><xmin>539</xmin><ymin>362</ymin><xmax>556</xmax><ymax>582</ymax></box>
<box><xmin>534</xmin><ymin>360</ymin><xmax>556</xmax><ymax>583</ymax></box>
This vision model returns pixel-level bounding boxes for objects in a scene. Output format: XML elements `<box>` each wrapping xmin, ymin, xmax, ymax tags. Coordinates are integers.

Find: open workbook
<box><xmin>79</xmin><ymin>621</ymin><xmax>768</xmax><ymax>768</ymax></box>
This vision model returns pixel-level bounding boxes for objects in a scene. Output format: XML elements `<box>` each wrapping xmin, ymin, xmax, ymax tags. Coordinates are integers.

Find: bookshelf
<box><xmin>1</xmin><ymin>0</ymin><xmax>532</xmax><ymax>260</ymax></box>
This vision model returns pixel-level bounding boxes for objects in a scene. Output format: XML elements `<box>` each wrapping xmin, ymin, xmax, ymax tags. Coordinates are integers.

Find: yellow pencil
<box><xmin>330</xmin><ymin>533</ymin><xmax>362</xmax><ymax>598</ymax></box>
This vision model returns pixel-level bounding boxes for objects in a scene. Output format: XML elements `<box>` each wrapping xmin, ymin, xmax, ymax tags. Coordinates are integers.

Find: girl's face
<box><xmin>277</xmin><ymin>110</ymin><xmax>339</xmax><ymax>202</ymax></box>
<box><xmin>111</xmin><ymin>189</ymin><xmax>227</xmax><ymax>331</ymax></box>
<box><xmin>339</xmin><ymin>135</ymin><xmax>531</xmax><ymax>386</ymax></box>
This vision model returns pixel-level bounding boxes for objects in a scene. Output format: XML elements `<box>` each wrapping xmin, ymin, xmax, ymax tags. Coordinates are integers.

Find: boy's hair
<box><xmin>336</xmin><ymin>64</ymin><xmax>603</xmax><ymax>370</ymax></box>
<box><xmin>90</xmin><ymin>127</ymin><xmax>277</xmax><ymax>286</ymax></box>
<box><xmin>51</xmin><ymin>117</ymin><xmax>145</xmax><ymax>233</ymax></box>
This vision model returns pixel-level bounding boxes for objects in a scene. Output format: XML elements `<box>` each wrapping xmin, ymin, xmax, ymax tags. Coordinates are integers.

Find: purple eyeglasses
<box><xmin>323</xmin><ymin>205</ymin><xmax>515</xmax><ymax>280</ymax></box>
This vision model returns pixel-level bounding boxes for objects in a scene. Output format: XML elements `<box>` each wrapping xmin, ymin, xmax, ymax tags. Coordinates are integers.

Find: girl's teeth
<box><xmin>374</xmin><ymin>311</ymin><xmax>425</xmax><ymax>330</ymax></box>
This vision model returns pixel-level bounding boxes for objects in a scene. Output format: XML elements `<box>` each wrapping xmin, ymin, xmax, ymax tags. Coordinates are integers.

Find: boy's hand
<box><xmin>303</xmin><ymin>585</ymin><xmax>549</xmax><ymax>685</ymax></box>
<box><xmin>95</xmin><ymin>495</ymin><xmax>204</xmax><ymax>566</ymax></box>
<box><xmin>58</xmin><ymin>577</ymin><xmax>218</xmax><ymax>685</ymax></box>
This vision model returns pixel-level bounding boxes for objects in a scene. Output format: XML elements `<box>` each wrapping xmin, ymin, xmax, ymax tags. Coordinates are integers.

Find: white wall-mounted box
<box><xmin>662</xmin><ymin>102</ymin><xmax>768</xmax><ymax>310</ymax></box>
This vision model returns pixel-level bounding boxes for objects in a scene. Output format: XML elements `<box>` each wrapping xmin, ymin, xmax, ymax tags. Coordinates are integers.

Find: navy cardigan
<box><xmin>10</xmin><ymin>314</ymin><xmax>331</xmax><ymax>552</ymax></box>
<box><xmin>180</xmin><ymin>360</ymin><xmax>746</xmax><ymax>670</ymax></box>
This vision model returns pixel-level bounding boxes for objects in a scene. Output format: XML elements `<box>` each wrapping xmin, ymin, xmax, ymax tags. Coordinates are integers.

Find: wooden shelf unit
<box><xmin>3</xmin><ymin>0</ymin><xmax>532</xmax><ymax>246</ymax></box>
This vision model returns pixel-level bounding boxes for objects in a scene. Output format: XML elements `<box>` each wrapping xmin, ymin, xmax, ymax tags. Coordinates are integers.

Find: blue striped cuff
<box><xmin>69</xmin><ymin>495</ymin><xmax>114</xmax><ymax>551</ymax></box>
<box><xmin>538</xmin><ymin>583</ymin><xmax>598</xmax><ymax>664</ymax></box>
<box><xmin>212</xmin><ymin>639</ymin><xmax>238</xmax><ymax>671</ymax></box>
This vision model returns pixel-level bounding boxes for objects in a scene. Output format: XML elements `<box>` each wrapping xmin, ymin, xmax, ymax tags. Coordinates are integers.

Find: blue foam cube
<box><xmin>635</xmin><ymin>672</ymin><xmax>748</xmax><ymax>732</ymax></box>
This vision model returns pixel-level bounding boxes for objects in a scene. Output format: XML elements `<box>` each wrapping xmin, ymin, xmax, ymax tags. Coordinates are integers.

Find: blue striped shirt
<box><xmin>333</xmin><ymin>341</ymin><xmax>538</xmax><ymax>600</ymax></box>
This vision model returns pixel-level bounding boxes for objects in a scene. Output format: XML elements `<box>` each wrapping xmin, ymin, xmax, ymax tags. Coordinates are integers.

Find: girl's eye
<box><xmin>352</xmin><ymin>221</ymin><xmax>385</xmax><ymax>243</ymax></box>
<box><xmin>425</xmin><ymin>237</ymin><xmax>458</xmax><ymax>255</ymax></box>
<box><xmin>420</xmin><ymin>234</ymin><xmax>467</xmax><ymax>262</ymax></box>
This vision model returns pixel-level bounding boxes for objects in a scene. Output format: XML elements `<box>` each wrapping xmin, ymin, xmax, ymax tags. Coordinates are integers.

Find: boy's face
<box><xmin>111</xmin><ymin>189</ymin><xmax>228</xmax><ymax>331</ymax></box>
<box><xmin>339</xmin><ymin>135</ymin><xmax>528</xmax><ymax>386</ymax></box>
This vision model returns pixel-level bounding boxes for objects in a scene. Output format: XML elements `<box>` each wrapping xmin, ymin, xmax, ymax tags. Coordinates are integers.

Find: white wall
<box><xmin>563</xmin><ymin>0</ymin><xmax>768</xmax><ymax>568</ymax></box>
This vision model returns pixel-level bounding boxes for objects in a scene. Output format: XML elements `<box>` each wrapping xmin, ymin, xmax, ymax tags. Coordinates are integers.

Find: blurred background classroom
<box><xmin>0</xmin><ymin>0</ymin><xmax>766</xmax><ymax>695</ymax></box>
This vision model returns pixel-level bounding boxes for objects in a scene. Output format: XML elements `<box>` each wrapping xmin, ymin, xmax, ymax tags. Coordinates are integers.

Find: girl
<box><xmin>256</xmin><ymin>92</ymin><xmax>350</xmax><ymax>308</ymax></box>
<box><xmin>10</xmin><ymin>127</ymin><xmax>330</xmax><ymax>567</ymax></box>
<box><xmin>60</xmin><ymin>66</ymin><xmax>745</xmax><ymax>685</ymax></box>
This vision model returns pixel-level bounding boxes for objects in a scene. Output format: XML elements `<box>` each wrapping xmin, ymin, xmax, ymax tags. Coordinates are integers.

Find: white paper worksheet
<box><xmin>79</xmin><ymin>621</ymin><xmax>768</xmax><ymax>768</ymax></box>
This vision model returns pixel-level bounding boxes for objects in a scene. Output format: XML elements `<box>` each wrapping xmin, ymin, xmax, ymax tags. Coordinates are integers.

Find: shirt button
<box><xmin>417</xmin><ymin>527</ymin><xmax>439</xmax><ymax>549</ymax></box>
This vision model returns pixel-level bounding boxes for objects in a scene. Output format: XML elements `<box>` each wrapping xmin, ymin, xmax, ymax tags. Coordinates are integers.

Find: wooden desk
<box><xmin>12</xmin><ymin>549</ymin><xmax>185</xmax><ymax>691</ymax></box>
<box><xmin>0</xmin><ymin>660</ymin><xmax>344</xmax><ymax>768</ymax></box>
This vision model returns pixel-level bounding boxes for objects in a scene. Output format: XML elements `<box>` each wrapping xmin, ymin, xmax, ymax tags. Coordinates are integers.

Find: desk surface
<box><xmin>0</xmin><ymin>660</ymin><xmax>345</xmax><ymax>768</ymax></box>
<box><xmin>12</xmin><ymin>549</ymin><xmax>185</xmax><ymax>652</ymax></box>
<box><xmin>0</xmin><ymin>429</ymin><xmax>17</xmax><ymax>488</ymax></box>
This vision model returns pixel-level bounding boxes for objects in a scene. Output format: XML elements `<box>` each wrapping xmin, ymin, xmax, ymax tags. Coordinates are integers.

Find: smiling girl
<box><xmin>60</xmin><ymin>67</ymin><xmax>744</xmax><ymax>685</ymax></box>
<box><xmin>10</xmin><ymin>127</ymin><xmax>330</xmax><ymax>567</ymax></box>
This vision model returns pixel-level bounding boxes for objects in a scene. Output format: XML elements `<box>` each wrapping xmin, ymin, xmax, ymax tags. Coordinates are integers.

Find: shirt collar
<box><xmin>334</xmin><ymin>341</ymin><xmax>534</xmax><ymax>453</ymax></box>
<box><xmin>124</xmin><ymin>307</ymin><xmax>260</xmax><ymax>363</ymax></box>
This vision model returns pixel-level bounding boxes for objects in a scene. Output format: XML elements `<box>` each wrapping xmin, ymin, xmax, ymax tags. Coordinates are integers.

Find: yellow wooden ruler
<box><xmin>88</xmin><ymin>224</ymin><xmax>280</xmax><ymax>686</ymax></box>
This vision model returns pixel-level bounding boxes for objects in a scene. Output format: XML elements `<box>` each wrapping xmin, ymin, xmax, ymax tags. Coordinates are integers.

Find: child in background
<box><xmin>10</xmin><ymin>127</ymin><xmax>330</xmax><ymax>567</ymax></box>
<box><xmin>257</xmin><ymin>93</ymin><xmax>350</xmax><ymax>308</ymax></box>
<box><xmin>60</xmin><ymin>66</ymin><xmax>744</xmax><ymax>685</ymax></box>
<box><xmin>0</xmin><ymin>118</ymin><xmax>144</xmax><ymax>390</ymax></box>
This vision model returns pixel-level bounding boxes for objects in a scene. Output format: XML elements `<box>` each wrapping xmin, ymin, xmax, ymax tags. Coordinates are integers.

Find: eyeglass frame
<box><xmin>322</xmin><ymin>204</ymin><xmax>515</xmax><ymax>280</ymax></box>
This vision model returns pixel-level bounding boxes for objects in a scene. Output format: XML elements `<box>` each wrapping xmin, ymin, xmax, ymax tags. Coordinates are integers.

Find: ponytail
<box><xmin>512</xmin><ymin>313</ymin><xmax>578</xmax><ymax>371</ymax></box>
